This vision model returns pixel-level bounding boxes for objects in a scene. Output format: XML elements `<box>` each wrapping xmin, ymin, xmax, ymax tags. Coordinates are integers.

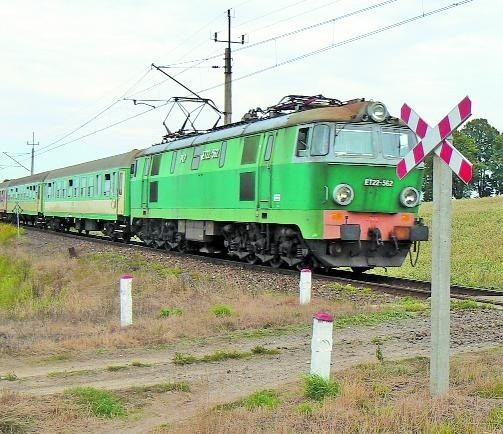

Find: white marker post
<box><xmin>299</xmin><ymin>269</ymin><xmax>312</xmax><ymax>305</ymax></box>
<box><xmin>430</xmin><ymin>151</ymin><xmax>452</xmax><ymax>395</ymax></box>
<box><xmin>310</xmin><ymin>312</ymin><xmax>334</xmax><ymax>380</ymax></box>
<box><xmin>119</xmin><ymin>275</ymin><xmax>134</xmax><ymax>327</ymax></box>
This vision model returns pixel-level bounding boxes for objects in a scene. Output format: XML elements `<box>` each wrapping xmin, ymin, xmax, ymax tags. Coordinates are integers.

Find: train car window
<box><xmin>241</xmin><ymin>135</ymin><xmax>260</xmax><ymax>164</ymax></box>
<box><xmin>118</xmin><ymin>172</ymin><xmax>124</xmax><ymax>195</ymax></box>
<box><xmin>310</xmin><ymin>125</ymin><xmax>330</xmax><ymax>156</ymax></box>
<box><xmin>296</xmin><ymin>127</ymin><xmax>310</xmax><ymax>156</ymax></box>
<box><xmin>104</xmin><ymin>174</ymin><xmax>111</xmax><ymax>196</ymax></box>
<box><xmin>88</xmin><ymin>176</ymin><xmax>94</xmax><ymax>197</ymax></box>
<box><xmin>96</xmin><ymin>175</ymin><xmax>102</xmax><ymax>196</ymax></box>
<box><xmin>192</xmin><ymin>146</ymin><xmax>202</xmax><ymax>170</ymax></box>
<box><xmin>381</xmin><ymin>127</ymin><xmax>417</xmax><ymax>158</ymax></box>
<box><xmin>170</xmin><ymin>151</ymin><xmax>177</xmax><ymax>174</ymax></box>
<box><xmin>334</xmin><ymin>125</ymin><xmax>374</xmax><ymax>156</ymax></box>
<box><xmin>219</xmin><ymin>141</ymin><xmax>227</xmax><ymax>167</ymax></box>
<box><xmin>264</xmin><ymin>135</ymin><xmax>274</xmax><ymax>161</ymax></box>
<box><xmin>81</xmin><ymin>177</ymin><xmax>86</xmax><ymax>196</ymax></box>
<box><xmin>151</xmin><ymin>155</ymin><xmax>161</xmax><ymax>176</ymax></box>
<box><xmin>149</xmin><ymin>181</ymin><xmax>158</xmax><ymax>202</ymax></box>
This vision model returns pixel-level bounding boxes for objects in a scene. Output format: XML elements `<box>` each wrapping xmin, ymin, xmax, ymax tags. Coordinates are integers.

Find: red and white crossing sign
<box><xmin>397</xmin><ymin>97</ymin><xmax>473</xmax><ymax>184</ymax></box>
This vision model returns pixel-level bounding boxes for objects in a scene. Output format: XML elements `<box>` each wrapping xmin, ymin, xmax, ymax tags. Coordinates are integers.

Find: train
<box><xmin>0</xmin><ymin>95</ymin><xmax>428</xmax><ymax>272</ymax></box>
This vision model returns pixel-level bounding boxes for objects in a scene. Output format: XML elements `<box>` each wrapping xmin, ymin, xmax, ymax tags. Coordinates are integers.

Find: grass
<box><xmin>68</xmin><ymin>386</ymin><xmax>126</xmax><ymax>418</ymax></box>
<box><xmin>0</xmin><ymin>373</ymin><xmax>18</xmax><ymax>381</ymax></box>
<box><xmin>303</xmin><ymin>374</ymin><xmax>341</xmax><ymax>401</ymax></box>
<box><xmin>106</xmin><ymin>365</ymin><xmax>128</xmax><ymax>372</ymax></box>
<box><xmin>173</xmin><ymin>346</ymin><xmax>279</xmax><ymax>365</ymax></box>
<box><xmin>160</xmin><ymin>307</ymin><xmax>183</xmax><ymax>318</ymax></box>
<box><xmin>133</xmin><ymin>381</ymin><xmax>190</xmax><ymax>393</ymax></box>
<box><xmin>334</xmin><ymin>310</ymin><xmax>414</xmax><ymax>328</ymax></box>
<box><xmin>0</xmin><ymin>223</ymin><xmax>21</xmax><ymax>244</ymax></box>
<box><xmin>371</xmin><ymin>196</ymin><xmax>503</xmax><ymax>289</ymax></box>
<box><xmin>175</xmin><ymin>348</ymin><xmax>503</xmax><ymax>433</ymax></box>
<box><xmin>243</xmin><ymin>390</ymin><xmax>280</xmax><ymax>410</ymax></box>
<box><xmin>0</xmin><ymin>255</ymin><xmax>32</xmax><ymax>308</ymax></box>
<box><xmin>47</xmin><ymin>369</ymin><xmax>94</xmax><ymax>378</ymax></box>
<box><xmin>131</xmin><ymin>360</ymin><xmax>152</xmax><ymax>368</ymax></box>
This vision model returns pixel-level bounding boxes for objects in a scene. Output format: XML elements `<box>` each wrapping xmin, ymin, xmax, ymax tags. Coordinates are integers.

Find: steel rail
<box><xmin>21</xmin><ymin>226</ymin><xmax>503</xmax><ymax>306</ymax></box>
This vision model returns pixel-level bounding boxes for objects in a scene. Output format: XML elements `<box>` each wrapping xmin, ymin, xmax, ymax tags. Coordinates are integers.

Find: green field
<box><xmin>371</xmin><ymin>196</ymin><xmax>503</xmax><ymax>289</ymax></box>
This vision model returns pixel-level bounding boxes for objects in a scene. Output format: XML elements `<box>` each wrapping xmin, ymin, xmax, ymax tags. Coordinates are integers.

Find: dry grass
<box><xmin>0</xmin><ymin>242</ymin><xmax>379</xmax><ymax>357</ymax></box>
<box><xmin>166</xmin><ymin>347</ymin><xmax>503</xmax><ymax>434</ymax></box>
<box><xmin>372</xmin><ymin>196</ymin><xmax>503</xmax><ymax>289</ymax></box>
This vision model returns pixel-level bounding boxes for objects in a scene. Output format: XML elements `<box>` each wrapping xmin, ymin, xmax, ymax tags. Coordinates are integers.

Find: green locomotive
<box><xmin>130</xmin><ymin>95</ymin><xmax>428</xmax><ymax>270</ymax></box>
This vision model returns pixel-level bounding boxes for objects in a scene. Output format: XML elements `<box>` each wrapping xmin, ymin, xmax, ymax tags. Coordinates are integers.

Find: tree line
<box><xmin>421</xmin><ymin>119</ymin><xmax>503</xmax><ymax>201</ymax></box>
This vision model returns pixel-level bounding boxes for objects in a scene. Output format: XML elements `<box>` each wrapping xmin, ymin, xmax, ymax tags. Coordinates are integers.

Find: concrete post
<box><xmin>120</xmin><ymin>275</ymin><xmax>134</xmax><ymax>327</ymax></box>
<box><xmin>430</xmin><ymin>153</ymin><xmax>452</xmax><ymax>396</ymax></box>
<box><xmin>299</xmin><ymin>269</ymin><xmax>312</xmax><ymax>305</ymax></box>
<box><xmin>310</xmin><ymin>312</ymin><xmax>334</xmax><ymax>380</ymax></box>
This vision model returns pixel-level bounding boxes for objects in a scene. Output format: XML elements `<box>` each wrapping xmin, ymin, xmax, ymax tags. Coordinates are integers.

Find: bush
<box><xmin>160</xmin><ymin>307</ymin><xmax>183</xmax><ymax>318</ymax></box>
<box><xmin>303</xmin><ymin>374</ymin><xmax>341</xmax><ymax>401</ymax></box>
<box><xmin>211</xmin><ymin>304</ymin><xmax>232</xmax><ymax>317</ymax></box>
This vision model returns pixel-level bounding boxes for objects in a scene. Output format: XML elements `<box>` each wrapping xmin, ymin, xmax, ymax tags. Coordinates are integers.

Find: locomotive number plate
<box><xmin>364</xmin><ymin>178</ymin><xmax>394</xmax><ymax>187</ymax></box>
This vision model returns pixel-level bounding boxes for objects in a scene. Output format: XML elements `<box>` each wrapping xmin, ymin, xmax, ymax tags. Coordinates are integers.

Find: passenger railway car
<box><xmin>130</xmin><ymin>96</ymin><xmax>428</xmax><ymax>270</ymax></box>
<box><xmin>0</xmin><ymin>180</ymin><xmax>9</xmax><ymax>219</ymax></box>
<box><xmin>6</xmin><ymin>172</ymin><xmax>48</xmax><ymax>225</ymax></box>
<box><xmin>40</xmin><ymin>150</ymin><xmax>140</xmax><ymax>236</ymax></box>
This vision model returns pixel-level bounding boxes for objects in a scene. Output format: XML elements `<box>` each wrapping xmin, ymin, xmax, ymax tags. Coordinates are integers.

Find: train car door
<box><xmin>117</xmin><ymin>170</ymin><xmax>126</xmax><ymax>215</ymax></box>
<box><xmin>257</xmin><ymin>132</ymin><xmax>276</xmax><ymax>209</ymax></box>
<box><xmin>141</xmin><ymin>157</ymin><xmax>152</xmax><ymax>212</ymax></box>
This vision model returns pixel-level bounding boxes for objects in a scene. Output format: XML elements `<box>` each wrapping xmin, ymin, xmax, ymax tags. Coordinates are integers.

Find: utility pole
<box><xmin>214</xmin><ymin>9</ymin><xmax>245</xmax><ymax>125</ymax></box>
<box><xmin>27</xmin><ymin>132</ymin><xmax>39</xmax><ymax>175</ymax></box>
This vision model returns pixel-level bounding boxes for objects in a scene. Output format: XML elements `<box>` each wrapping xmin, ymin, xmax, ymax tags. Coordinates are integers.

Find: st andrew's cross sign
<box><xmin>396</xmin><ymin>96</ymin><xmax>473</xmax><ymax>183</ymax></box>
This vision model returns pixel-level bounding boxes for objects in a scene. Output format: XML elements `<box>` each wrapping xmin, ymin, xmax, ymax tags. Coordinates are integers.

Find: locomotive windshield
<box><xmin>334</xmin><ymin>125</ymin><xmax>374</xmax><ymax>156</ymax></box>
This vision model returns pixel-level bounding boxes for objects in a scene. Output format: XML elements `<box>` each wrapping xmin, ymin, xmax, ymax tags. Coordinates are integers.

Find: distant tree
<box><xmin>461</xmin><ymin>119</ymin><xmax>500</xmax><ymax>197</ymax></box>
<box><xmin>451</xmin><ymin>131</ymin><xmax>477</xmax><ymax>199</ymax></box>
<box><xmin>421</xmin><ymin>131</ymin><xmax>477</xmax><ymax>201</ymax></box>
<box><xmin>492</xmin><ymin>134</ymin><xmax>503</xmax><ymax>195</ymax></box>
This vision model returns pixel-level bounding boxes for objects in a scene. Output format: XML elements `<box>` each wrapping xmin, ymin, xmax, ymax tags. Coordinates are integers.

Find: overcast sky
<box><xmin>0</xmin><ymin>0</ymin><xmax>499</xmax><ymax>180</ymax></box>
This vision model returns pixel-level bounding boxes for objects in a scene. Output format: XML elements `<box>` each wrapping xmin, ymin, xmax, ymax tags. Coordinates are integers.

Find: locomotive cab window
<box><xmin>241</xmin><ymin>135</ymin><xmax>260</xmax><ymax>164</ymax></box>
<box><xmin>310</xmin><ymin>124</ymin><xmax>330</xmax><ymax>156</ymax></box>
<box><xmin>151</xmin><ymin>154</ymin><xmax>161</xmax><ymax>176</ymax></box>
<box><xmin>381</xmin><ymin>127</ymin><xmax>417</xmax><ymax>158</ymax></box>
<box><xmin>219</xmin><ymin>141</ymin><xmax>227</xmax><ymax>167</ymax></box>
<box><xmin>264</xmin><ymin>135</ymin><xmax>274</xmax><ymax>161</ymax></box>
<box><xmin>296</xmin><ymin>127</ymin><xmax>310</xmax><ymax>156</ymax></box>
<box><xmin>192</xmin><ymin>146</ymin><xmax>203</xmax><ymax>170</ymax></box>
<box><xmin>334</xmin><ymin>125</ymin><xmax>374</xmax><ymax>157</ymax></box>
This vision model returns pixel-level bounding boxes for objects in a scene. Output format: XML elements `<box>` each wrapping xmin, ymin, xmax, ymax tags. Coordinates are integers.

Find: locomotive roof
<box><xmin>46</xmin><ymin>149</ymin><xmax>142</xmax><ymax>179</ymax></box>
<box><xmin>141</xmin><ymin>100</ymin><xmax>395</xmax><ymax>156</ymax></box>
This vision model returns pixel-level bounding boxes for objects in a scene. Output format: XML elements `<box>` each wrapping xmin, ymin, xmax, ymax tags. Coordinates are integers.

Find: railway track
<box><xmin>22</xmin><ymin>226</ymin><xmax>503</xmax><ymax>306</ymax></box>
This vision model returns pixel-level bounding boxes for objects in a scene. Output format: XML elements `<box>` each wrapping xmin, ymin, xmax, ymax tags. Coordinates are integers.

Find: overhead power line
<box><xmin>198</xmin><ymin>0</ymin><xmax>475</xmax><ymax>92</ymax></box>
<box><xmin>161</xmin><ymin>0</ymin><xmax>398</xmax><ymax>69</ymax></box>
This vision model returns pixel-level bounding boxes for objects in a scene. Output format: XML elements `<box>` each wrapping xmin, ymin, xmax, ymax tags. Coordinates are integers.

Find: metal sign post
<box><xmin>14</xmin><ymin>202</ymin><xmax>22</xmax><ymax>237</ymax></box>
<box><xmin>397</xmin><ymin>98</ymin><xmax>473</xmax><ymax>397</ymax></box>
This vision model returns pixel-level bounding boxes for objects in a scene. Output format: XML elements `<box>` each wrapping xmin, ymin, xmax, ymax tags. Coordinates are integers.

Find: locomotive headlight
<box><xmin>400</xmin><ymin>187</ymin><xmax>420</xmax><ymax>208</ymax></box>
<box><xmin>333</xmin><ymin>184</ymin><xmax>354</xmax><ymax>206</ymax></box>
<box><xmin>367</xmin><ymin>102</ymin><xmax>388</xmax><ymax>122</ymax></box>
